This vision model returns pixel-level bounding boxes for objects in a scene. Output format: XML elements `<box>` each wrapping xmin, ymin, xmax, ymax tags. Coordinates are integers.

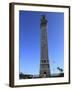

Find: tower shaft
<box><xmin>40</xmin><ymin>15</ymin><xmax>50</xmax><ymax>77</ymax></box>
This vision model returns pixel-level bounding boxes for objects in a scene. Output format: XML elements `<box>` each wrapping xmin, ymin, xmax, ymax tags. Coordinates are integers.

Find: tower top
<box><xmin>41</xmin><ymin>15</ymin><xmax>46</xmax><ymax>20</ymax></box>
<box><xmin>40</xmin><ymin>15</ymin><xmax>47</xmax><ymax>26</ymax></box>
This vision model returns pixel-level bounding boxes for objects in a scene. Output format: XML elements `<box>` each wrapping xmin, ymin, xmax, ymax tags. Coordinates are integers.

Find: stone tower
<box><xmin>40</xmin><ymin>15</ymin><xmax>51</xmax><ymax>78</ymax></box>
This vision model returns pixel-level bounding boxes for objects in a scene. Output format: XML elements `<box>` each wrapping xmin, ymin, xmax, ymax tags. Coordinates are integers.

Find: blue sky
<box><xmin>19</xmin><ymin>10</ymin><xmax>64</xmax><ymax>75</ymax></box>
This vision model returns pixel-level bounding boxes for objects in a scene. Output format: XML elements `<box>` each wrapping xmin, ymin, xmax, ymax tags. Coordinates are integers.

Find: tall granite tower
<box><xmin>40</xmin><ymin>15</ymin><xmax>51</xmax><ymax>78</ymax></box>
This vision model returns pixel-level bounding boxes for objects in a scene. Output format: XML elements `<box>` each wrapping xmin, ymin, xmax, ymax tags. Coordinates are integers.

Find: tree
<box><xmin>57</xmin><ymin>67</ymin><xmax>63</xmax><ymax>72</ymax></box>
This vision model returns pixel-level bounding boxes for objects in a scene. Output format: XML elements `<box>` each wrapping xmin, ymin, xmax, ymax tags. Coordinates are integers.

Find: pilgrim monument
<box><xmin>39</xmin><ymin>15</ymin><xmax>51</xmax><ymax>78</ymax></box>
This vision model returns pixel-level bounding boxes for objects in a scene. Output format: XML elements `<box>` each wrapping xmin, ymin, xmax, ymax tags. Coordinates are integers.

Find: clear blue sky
<box><xmin>19</xmin><ymin>10</ymin><xmax>64</xmax><ymax>75</ymax></box>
